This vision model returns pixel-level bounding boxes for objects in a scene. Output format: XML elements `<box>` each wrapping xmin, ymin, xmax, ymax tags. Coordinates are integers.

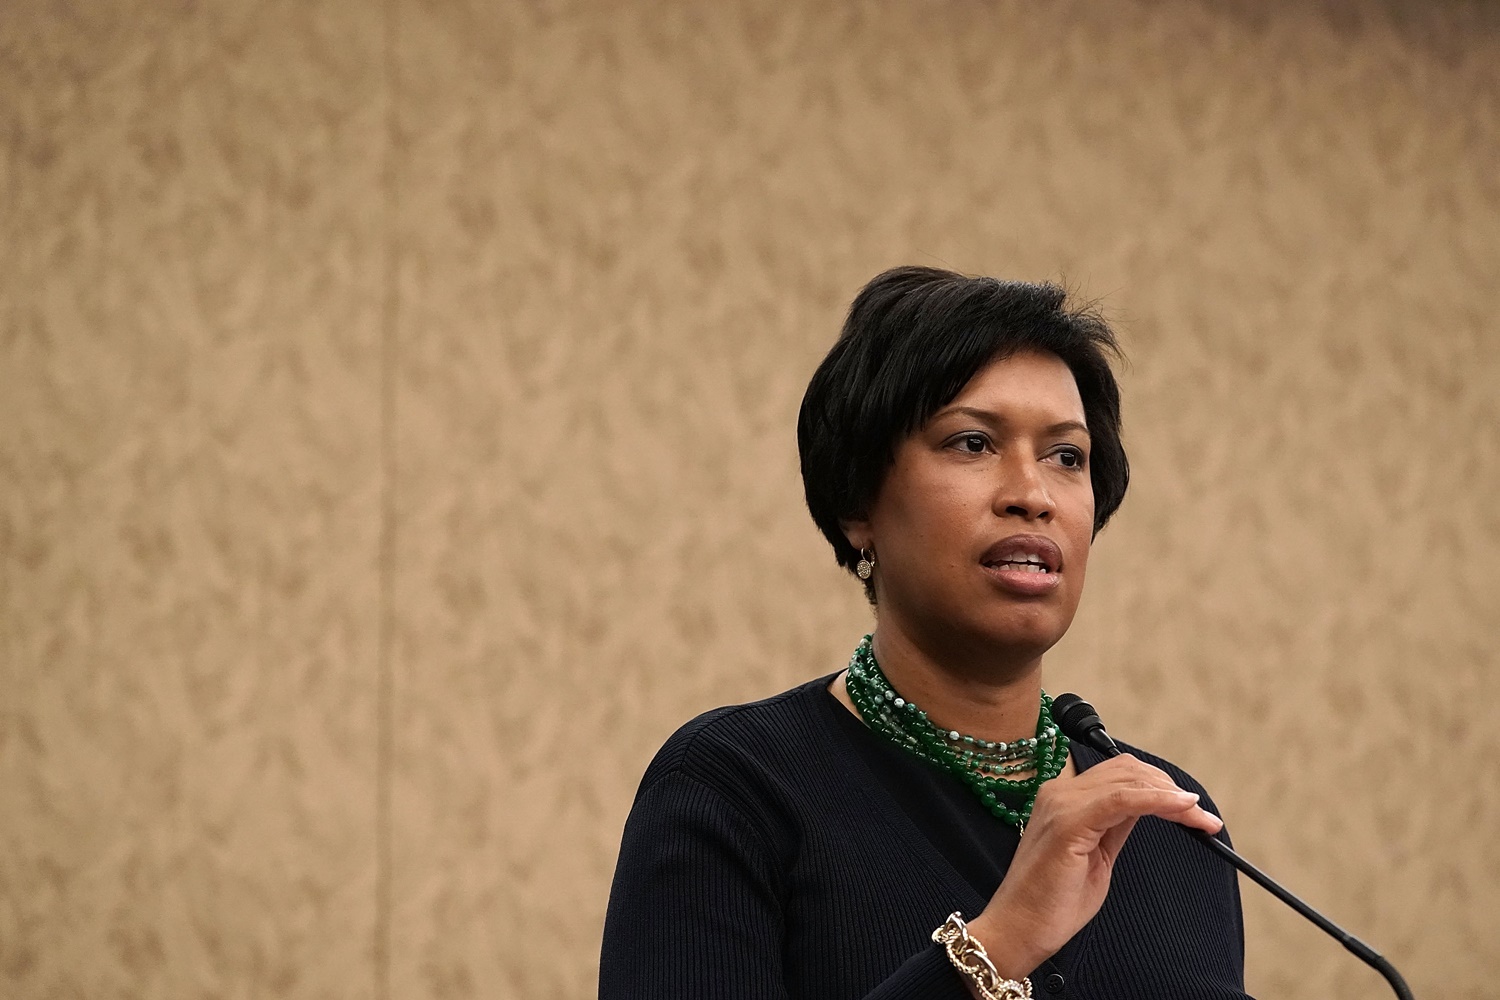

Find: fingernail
<box><xmin>1176</xmin><ymin>791</ymin><xmax>1199</xmax><ymax>802</ymax></box>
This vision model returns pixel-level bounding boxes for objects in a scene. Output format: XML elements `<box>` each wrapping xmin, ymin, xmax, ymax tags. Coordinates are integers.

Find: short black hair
<box><xmin>797</xmin><ymin>266</ymin><xmax>1129</xmax><ymax>599</ymax></box>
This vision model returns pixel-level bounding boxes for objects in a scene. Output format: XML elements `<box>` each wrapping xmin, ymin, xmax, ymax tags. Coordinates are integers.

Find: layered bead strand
<box><xmin>844</xmin><ymin>634</ymin><xmax>1069</xmax><ymax>832</ymax></box>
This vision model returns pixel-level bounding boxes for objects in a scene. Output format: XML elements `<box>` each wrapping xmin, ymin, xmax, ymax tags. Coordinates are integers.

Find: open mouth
<box><xmin>984</xmin><ymin>555</ymin><xmax>1053</xmax><ymax>574</ymax></box>
<box><xmin>980</xmin><ymin>535</ymin><xmax>1062</xmax><ymax>577</ymax></box>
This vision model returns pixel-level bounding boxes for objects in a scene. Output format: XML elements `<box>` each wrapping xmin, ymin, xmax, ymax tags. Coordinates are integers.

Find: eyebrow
<box><xmin>936</xmin><ymin>406</ymin><xmax>1091</xmax><ymax>439</ymax></box>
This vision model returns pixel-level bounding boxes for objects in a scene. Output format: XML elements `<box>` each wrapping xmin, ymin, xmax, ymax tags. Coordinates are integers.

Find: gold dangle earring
<box><xmin>856</xmin><ymin>547</ymin><xmax>876</xmax><ymax>580</ymax></box>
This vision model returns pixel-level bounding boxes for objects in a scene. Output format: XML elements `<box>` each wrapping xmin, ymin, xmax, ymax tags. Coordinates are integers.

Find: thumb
<box><xmin>1097</xmin><ymin>814</ymin><xmax>1139</xmax><ymax>864</ymax></box>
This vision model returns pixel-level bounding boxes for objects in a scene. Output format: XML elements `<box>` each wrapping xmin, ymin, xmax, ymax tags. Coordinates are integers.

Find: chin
<box><xmin>899</xmin><ymin>617</ymin><xmax>1066</xmax><ymax>671</ymax></box>
<box><xmin>969</xmin><ymin>604</ymin><xmax>1075</xmax><ymax>661</ymax></box>
<box><xmin>890</xmin><ymin>584</ymin><xmax>1078</xmax><ymax>663</ymax></box>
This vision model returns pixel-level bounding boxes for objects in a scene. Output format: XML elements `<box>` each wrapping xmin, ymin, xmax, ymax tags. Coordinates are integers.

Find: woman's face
<box><xmin>850</xmin><ymin>350</ymin><xmax>1097</xmax><ymax>667</ymax></box>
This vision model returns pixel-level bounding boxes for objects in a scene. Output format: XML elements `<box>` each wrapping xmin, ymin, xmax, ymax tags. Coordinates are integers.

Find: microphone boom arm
<box><xmin>1052</xmin><ymin>694</ymin><xmax>1415</xmax><ymax>1000</ymax></box>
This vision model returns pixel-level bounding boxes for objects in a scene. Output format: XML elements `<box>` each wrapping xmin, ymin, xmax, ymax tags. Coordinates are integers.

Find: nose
<box><xmin>993</xmin><ymin>456</ymin><xmax>1053</xmax><ymax>522</ymax></box>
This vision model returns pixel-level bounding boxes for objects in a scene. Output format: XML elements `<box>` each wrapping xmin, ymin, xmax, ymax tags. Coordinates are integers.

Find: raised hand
<box><xmin>964</xmin><ymin>754</ymin><xmax>1224</xmax><ymax>981</ymax></box>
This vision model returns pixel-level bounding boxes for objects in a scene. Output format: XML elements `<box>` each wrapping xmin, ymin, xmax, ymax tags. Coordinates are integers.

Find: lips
<box><xmin>981</xmin><ymin>534</ymin><xmax>1063</xmax><ymax>574</ymax></box>
<box><xmin>980</xmin><ymin>534</ymin><xmax>1064</xmax><ymax>596</ymax></box>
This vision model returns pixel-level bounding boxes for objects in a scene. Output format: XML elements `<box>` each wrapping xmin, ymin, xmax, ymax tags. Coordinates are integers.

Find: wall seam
<box><xmin>374</xmin><ymin>0</ymin><xmax>397</xmax><ymax>996</ymax></box>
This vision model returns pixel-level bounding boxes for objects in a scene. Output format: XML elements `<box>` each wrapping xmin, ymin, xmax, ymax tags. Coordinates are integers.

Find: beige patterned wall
<box><xmin>4</xmin><ymin>1</ymin><xmax>1497</xmax><ymax>998</ymax></box>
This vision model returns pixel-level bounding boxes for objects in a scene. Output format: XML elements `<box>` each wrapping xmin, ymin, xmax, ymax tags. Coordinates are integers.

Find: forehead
<box><xmin>940</xmin><ymin>350</ymin><xmax>1086</xmax><ymax>421</ymax></box>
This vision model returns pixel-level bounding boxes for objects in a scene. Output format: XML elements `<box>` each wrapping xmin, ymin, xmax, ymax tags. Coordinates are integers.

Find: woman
<box><xmin>600</xmin><ymin>267</ymin><xmax>1248</xmax><ymax>999</ymax></box>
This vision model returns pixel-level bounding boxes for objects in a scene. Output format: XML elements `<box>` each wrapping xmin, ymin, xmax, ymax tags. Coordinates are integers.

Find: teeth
<box><xmin>997</xmin><ymin>561</ymin><xmax>1049</xmax><ymax>573</ymax></box>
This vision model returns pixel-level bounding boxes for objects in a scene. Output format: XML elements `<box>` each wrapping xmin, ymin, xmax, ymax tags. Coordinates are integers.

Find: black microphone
<box><xmin>1052</xmin><ymin>693</ymin><xmax>1415</xmax><ymax>1000</ymax></box>
<box><xmin>1051</xmin><ymin>693</ymin><xmax>1118</xmax><ymax>756</ymax></box>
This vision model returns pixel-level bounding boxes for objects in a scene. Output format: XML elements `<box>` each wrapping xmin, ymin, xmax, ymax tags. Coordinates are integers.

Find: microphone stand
<box><xmin>1055</xmin><ymin>696</ymin><xmax>1415</xmax><ymax>1000</ymax></box>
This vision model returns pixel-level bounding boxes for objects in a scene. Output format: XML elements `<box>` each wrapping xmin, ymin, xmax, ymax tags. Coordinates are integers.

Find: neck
<box><xmin>869</xmin><ymin>618</ymin><xmax>1044</xmax><ymax>745</ymax></box>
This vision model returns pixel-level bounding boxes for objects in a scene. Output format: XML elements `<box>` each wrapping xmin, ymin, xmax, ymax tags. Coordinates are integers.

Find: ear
<box><xmin>839</xmin><ymin>517</ymin><xmax>872</xmax><ymax>553</ymax></box>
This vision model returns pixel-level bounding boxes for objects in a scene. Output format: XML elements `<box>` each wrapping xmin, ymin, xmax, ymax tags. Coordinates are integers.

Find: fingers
<box><xmin>1086</xmin><ymin>785</ymin><xmax>1209</xmax><ymax>828</ymax></box>
<box><xmin>1123</xmin><ymin>787</ymin><xmax>1224</xmax><ymax>835</ymax></box>
<box><xmin>1169</xmin><ymin>793</ymin><xmax>1225</xmax><ymax>835</ymax></box>
<box><xmin>1047</xmin><ymin>755</ymin><xmax>1225</xmax><ymax>836</ymax></box>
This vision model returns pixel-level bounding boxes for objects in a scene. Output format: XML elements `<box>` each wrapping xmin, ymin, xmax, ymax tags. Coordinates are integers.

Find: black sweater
<box><xmin>601</xmin><ymin>675</ymin><xmax>1249</xmax><ymax>999</ymax></box>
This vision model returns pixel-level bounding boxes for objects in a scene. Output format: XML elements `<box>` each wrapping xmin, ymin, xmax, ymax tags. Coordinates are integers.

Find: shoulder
<box><xmin>636</xmin><ymin>674</ymin><xmax>838</xmax><ymax>799</ymax></box>
<box><xmin>1112</xmin><ymin>741</ymin><xmax>1209</xmax><ymax>793</ymax></box>
<box><xmin>1105</xmin><ymin>739</ymin><xmax>1230</xmax><ymax>828</ymax></box>
<box><xmin>1079</xmin><ymin>738</ymin><xmax>1222</xmax><ymax>812</ymax></box>
<box><xmin>620</xmin><ymin>675</ymin><xmax>842</xmax><ymax>858</ymax></box>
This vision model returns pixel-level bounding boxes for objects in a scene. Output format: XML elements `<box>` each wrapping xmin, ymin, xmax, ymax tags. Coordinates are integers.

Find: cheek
<box><xmin>1069</xmin><ymin>544</ymin><xmax>1091</xmax><ymax>583</ymax></box>
<box><xmin>885</xmin><ymin>476</ymin><xmax>971</xmax><ymax>540</ymax></box>
<box><xmin>1066</xmin><ymin>535</ymin><xmax>1093</xmax><ymax>600</ymax></box>
<box><xmin>876</xmin><ymin>493</ymin><xmax>977</xmax><ymax>590</ymax></box>
<box><xmin>1064</xmin><ymin>496</ymin><xmax>1095</xmax><ymax>585</ymax></box>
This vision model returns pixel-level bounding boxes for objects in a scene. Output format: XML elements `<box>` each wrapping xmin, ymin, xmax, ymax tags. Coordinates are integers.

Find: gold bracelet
<box><xmin>932</xmin><ymin>912</ymin><xmax>1033</xmax><ymax>1000</ymax></box>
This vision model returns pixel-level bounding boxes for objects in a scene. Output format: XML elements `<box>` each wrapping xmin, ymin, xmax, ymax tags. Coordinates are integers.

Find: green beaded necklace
<box><xmin>844</xmin><ymin>634</ymin><xmax>1069</xmax><ymax>834</ymax></box>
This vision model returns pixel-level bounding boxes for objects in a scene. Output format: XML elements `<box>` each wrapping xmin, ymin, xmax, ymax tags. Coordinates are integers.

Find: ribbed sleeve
<box><xmin>600</xmin><ymin>763</ymin><xmax>970</xmax><ymax>1000</ymax></box>
<box><xmin>601</xmin><ymin>769</ymin><xmax>790</xmax><ymax>999</ymax></box>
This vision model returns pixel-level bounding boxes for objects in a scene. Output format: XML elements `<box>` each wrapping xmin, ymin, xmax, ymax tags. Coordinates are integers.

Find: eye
<box><xmin>1051</xmin><ymin>447</ymin><xmax>1086</xmax><ymax>469</ymax></box>
<box><xmin>949</xmin><ymin>432</ymin><xmax>990</xmax><ymax>454</ymax></box>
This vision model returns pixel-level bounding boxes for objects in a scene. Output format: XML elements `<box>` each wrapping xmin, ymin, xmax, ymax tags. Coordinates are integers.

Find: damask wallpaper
<box><xmin>3</xmin><ymin>1</ymin><xmax>1497</xmax><ymax>998</ymax></box>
